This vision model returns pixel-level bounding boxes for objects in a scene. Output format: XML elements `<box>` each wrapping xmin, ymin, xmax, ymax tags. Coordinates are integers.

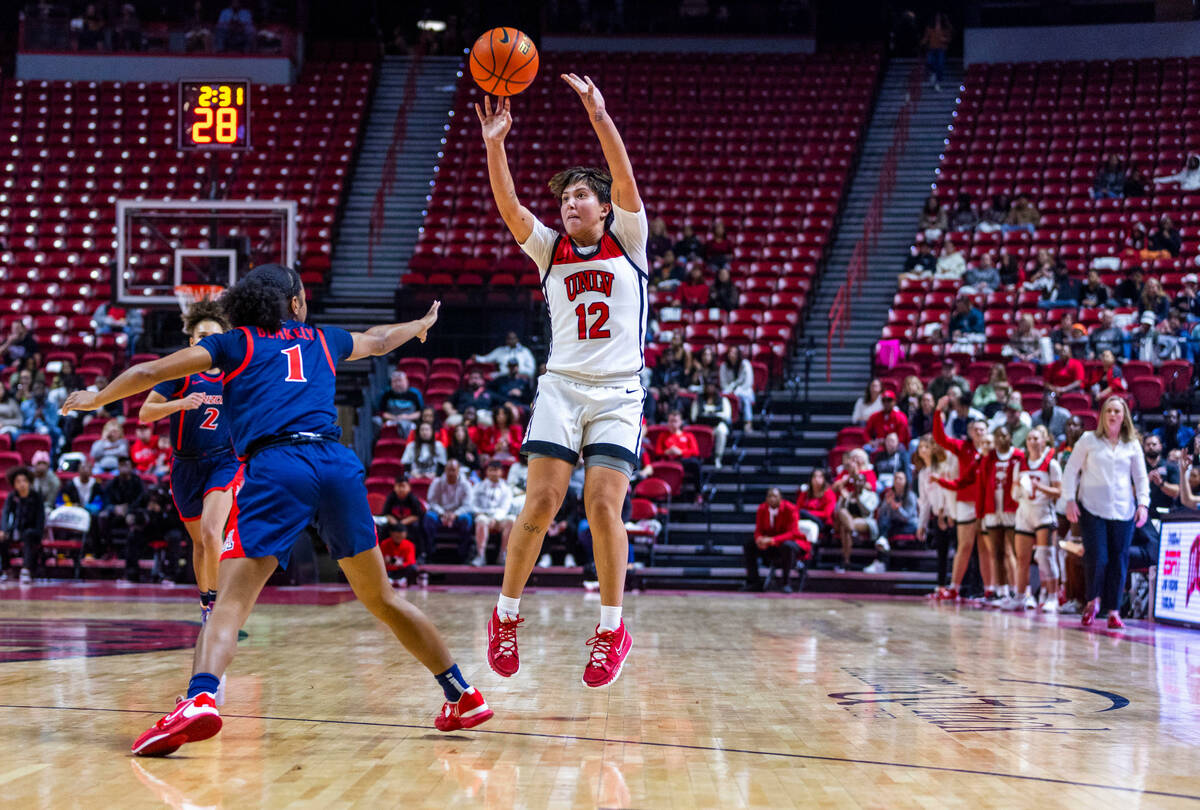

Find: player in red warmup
<box><xmin>931</xmin><ymin>395</ymin><xmax>992</xmax><ymax>602</ymax></box>
<box><xmin>476</xmin><ymin>73</ymin><xmax>642</xmax><ymax>688</ymax></box>
<box><xmin>62</xmin><ymin>265</ymin><xmax>492</xmax><ymax>756</ymax></box>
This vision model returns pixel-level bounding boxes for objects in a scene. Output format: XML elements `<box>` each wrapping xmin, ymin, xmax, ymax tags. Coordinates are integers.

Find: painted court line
<box><xmin>2</xmin><ymin>703</ymin><xmax>1197</xmax><ymax>802</ymax></box>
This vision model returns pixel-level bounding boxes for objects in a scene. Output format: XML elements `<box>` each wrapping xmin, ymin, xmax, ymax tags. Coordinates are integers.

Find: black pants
<box><xmin>744</xmin><ymin>539</ymin><xmax>801</xmax><ymax>586</ymax></box>
<box><xmin>1128</xmin><ymin>520</ymin><xmax>1160</xmax><ymax>571</ymax></box>
<box><xmin>16</xmin><ymin>529</ymin><xmax>41</xmax><ymax>572</ymax></box>
<box><xmin>1079</xmin><ymin>507</ymin><xmax>1135</xmax><ymax>613</ymax></box>
<box><xmin>929</xmin><ymin>521</ymin><xmax>952</xmax><ymax>587</ymax></box>
<box><xmin>125</xmin><ymin>522</ymin><xmax>182</xmax><ymax>580</ymax></box>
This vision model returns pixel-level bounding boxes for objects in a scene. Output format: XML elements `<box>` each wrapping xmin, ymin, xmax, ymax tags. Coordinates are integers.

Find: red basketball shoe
<box><xmin>131</xmin><ymin>693</ymin><xmax>222</xmax><ymax>757</ymax></box>
<box><xmin>1107</xmin><ymin>613</ymin><xmax>1126</xmax><ymax>630</ymax></box>
<box><xmin>486</xmin><ymin>608</ymin><xmax>523</xmax><ymax>678</ymax></box>
<box><xmin>932</xmin><ymin>586</ymin><xmax>959</xmax><ymax>602</ymax></box>
<box><xmin>434</xmin><ymin>687</ymin><xmax>494</xmax><ymax>732</ymax></box>
<box><xmin>582</xmin><ymin>621</ymin><xmax>632</xmax><ymax>689</ymax></box>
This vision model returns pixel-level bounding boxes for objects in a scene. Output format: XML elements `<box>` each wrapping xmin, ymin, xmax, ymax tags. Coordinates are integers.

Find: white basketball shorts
<box><xmin>523</xmin><ymin>372</ymin><xmax>645</xmax><ymax>477</ymax></box>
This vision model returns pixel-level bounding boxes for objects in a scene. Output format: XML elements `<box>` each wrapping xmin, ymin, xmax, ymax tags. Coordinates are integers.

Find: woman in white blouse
<box><xmin>719</xmin><ymin>346</ymin><xmax>756</xmax><ymax>431</ymax></box>
<box><xmin>851</xmin><ymin>378</ymin><xmax>884</xmax><ymax>425</ymax></box>
<box><xmin>1061</xmin><ymin>396</ymin><xmax>1150</xmax><ymax>629</ymax></box>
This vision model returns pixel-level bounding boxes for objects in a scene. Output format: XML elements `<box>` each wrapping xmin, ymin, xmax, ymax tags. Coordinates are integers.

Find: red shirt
<box><xmin>932</xmin><ymin>410</ymin><xmax>983</xmax><ymax>505</ymax></box>
<box><xmin>865</xmin><ymin>407</ymin><xmax>911</xmax><ymax>445</ymax></box>
<box><xmin>379</xmin><ymin>536</ymin><xmax>416</xmax><ymax>566</ymax></box>
<box><xmin>1046</xmin><ymin>357</ymin><xmax>1084</xmax><ymax>389</ymax></box>
<box><xmin>1089</xmin><ymin>365</ymin><xmax>1127</xmax><ymax>392</ymax></box>
<box><xmin>795</xmin><ymin>487</ymin><xmax>837</xmax><ymax>525</ymax></box>
<box><xmin>476</xmin><ymin>424</ymin><xmax>524</xmax><ymax>454</ymax></box>
<box><xmin>754</xmin><ymin>500</ymin><xmax>811</xmax><ymax>556</ymax></box>
<box><xmin>655</xmin><ymin>430</ymin><xmax>699</xmax><ymax>459</ymax></box>
<box><xmin>129</xmin><ymin>438</ymin><xmax>157</xmax><ymax>473</ymax></box>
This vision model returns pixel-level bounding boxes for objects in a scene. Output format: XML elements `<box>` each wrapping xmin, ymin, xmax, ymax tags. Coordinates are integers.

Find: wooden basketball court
<box><xmin>2</xmin><ymin>583</ymin><xmax>1198</xmax><ymax>808</ymax></box>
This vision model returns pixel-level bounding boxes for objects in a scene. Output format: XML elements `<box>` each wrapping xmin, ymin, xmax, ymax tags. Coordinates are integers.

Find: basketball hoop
<box><xmin>174</xmin><ymin>284</ymin><xmax>225</xmax><ymax>313</ymax></box>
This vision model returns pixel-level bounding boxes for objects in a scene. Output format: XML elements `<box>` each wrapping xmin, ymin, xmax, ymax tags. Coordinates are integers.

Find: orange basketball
<box><xmin>469</xmin><ymin>27</ymin><xmax>539</xmax><ymax>97</ymax></box>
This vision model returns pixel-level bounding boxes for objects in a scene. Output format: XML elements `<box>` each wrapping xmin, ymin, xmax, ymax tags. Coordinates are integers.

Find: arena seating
<box><xmin>405</xmin><ymin>49</ymin><xmax>881</xmax><ymax>387</ymax></box>
<box><xmin>0</xmin><ymin>61</ymin><xmax>372</xmax><ymax>359</ymax></box>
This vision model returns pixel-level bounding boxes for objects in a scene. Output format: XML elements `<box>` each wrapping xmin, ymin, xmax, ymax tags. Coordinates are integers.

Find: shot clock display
<box><xmin>179</xmin><ymin>80</ymin><xmax>251</xmax><ymax>150</ymax></box>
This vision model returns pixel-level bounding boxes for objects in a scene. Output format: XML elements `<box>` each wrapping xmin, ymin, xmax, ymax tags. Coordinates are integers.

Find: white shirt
<box><xmin>851</xmin><ymin>396</ymin><xmax>884</xmax><ymax>425</ymax></box>
<box><xmin>470</xmin><ymin>477</ymin><xmax>513</xmax><ymax>520</ymax></box>
<box><xmin>1060</xmin><ymin>432</ymin><xmax>1150</xmax><ymax>520</ymax></box>
<box><xmin>519</xmin><ymin>204</ymin><xmax>649</xmax><ymax>383</ymax></box>
<box><xmin>475</xmin><ymin>343</ymin><xmax>536</xmax><ymax>377</ymax></box>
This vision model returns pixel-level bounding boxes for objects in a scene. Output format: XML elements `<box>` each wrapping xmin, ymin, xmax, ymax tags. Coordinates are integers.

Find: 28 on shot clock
<box><xmin>178</xmin><ymin>80</ymin><xmax>251</xmax><ymax>150</ymax></box>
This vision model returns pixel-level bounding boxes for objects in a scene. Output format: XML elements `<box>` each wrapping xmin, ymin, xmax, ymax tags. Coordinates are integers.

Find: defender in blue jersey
<box><xmin>62</xmin><ymin>265</ymin><xmax>492</xmax><ymax>756</ymax></box>
<box><xmin>139</xmin><ymin>299</ymin><xmax>240</xmax><ymax>623</ymax></box>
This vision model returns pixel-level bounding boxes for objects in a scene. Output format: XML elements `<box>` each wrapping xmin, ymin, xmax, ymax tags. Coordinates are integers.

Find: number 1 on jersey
<box><xmin>281</xmin><ymin>345</ymin><xmax>307</xmax><ymax>382</ymax></box>
<box><xmin>574</xmin><ymin>302</ymin><xmax>611</xmax><ymax>340</ymax></box>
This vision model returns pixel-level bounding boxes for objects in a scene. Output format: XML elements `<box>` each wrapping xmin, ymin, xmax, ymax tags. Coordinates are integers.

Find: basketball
<box><xmin>469</xmin><ymin>27</ymin><xmax>539</xmax><ymax>96</ymax></box>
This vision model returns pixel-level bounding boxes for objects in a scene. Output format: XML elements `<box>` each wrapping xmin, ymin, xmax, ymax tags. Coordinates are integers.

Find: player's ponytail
<box><xmin>220</xmin><ymin>264</ymin><xmax>302</xmax><ymax>332</ymax></box>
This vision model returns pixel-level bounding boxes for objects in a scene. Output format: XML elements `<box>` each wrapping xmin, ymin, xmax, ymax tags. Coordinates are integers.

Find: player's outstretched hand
<box><xmin>180</xmin><ymin>392</ymin><xmax>205</xmax><ymax>411</ymax></box>
<box><xmin>417</xmin><ymin>301</ymin><xmax>441</xmax><ymax>343</ymax></box>
<box><xmin>475</xmin><ymin>96</ymin><xmax>511</xmax><ymax>144</ymax></box>
<box><xmin>60</xmin><ymin>390</ymin><xmax>100</xmax><ymax>415</ymax></box>
<box><xmin>562</xmin><ymin>73</ymin><xmax>605</xmax><ymax>120</ymax></box>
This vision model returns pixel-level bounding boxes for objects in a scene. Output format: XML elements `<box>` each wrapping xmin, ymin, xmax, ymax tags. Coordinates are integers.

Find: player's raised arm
<box><xmin>476</xmin><ymin>96</ymin><xmax>536</xmax><ymax>244</ymax></box>
<box><xmin>562</xmin><ymin>73</ymin><xmax>641</xmax><ymax>213</ymax></box>
<box><xmin>61</xmin><ymin>347</ymin><xmax>214</xmax><ymax>415</ymax></box>
<box><xmin>347</xmin><ymin>301</ymin><xmax>440</xmax><ymax>361</ymax></box>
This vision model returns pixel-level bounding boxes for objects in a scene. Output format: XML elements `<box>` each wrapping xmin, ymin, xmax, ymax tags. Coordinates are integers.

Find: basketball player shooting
<box><xmin>476</xmin><ymin>73</ymin><xmax>646</xmax><ymax>688</ymax></box>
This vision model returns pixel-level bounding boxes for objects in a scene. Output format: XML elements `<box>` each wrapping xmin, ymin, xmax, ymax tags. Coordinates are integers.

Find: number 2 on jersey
<box><xmin>199</xmin><ymin>407</ymin><xmax>219</xmax><ymax>430</ymax></box>
<box><xmin>574</xmin><ymin>302</ymin><xmax>611</xmax><ymax>340</ymax></box>
<box><xmin>281</xmin><ymin>345</ymin><xmax>307</xmax><ymax>382</ymax></box>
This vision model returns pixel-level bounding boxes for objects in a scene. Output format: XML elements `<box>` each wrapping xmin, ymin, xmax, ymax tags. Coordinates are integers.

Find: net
<box><xmin>174</xmin><ymin>284</ymin><xmax>226</xmax><ymax>314</ymax></box>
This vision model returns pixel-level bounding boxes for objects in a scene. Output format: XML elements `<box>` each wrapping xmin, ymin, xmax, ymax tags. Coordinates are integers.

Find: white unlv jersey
<box><xmin>519</xmin><ymin>205</ymin><xmax>649</xmax><ymax>383</ymax></box>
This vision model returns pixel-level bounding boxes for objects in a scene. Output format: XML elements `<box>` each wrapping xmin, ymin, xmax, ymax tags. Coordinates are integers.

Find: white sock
<box><xmin>497</xmin><ymin>594</ymin><xmax>521</xmax><ymax>622</ymax></box>
<box><xmin>599</xmin><ymin>605</ymin><xmax>622</xmax><ymax>633</ymax></box>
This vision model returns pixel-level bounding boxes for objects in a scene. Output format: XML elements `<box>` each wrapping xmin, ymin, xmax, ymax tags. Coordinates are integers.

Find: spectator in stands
<box><xmin>1149</xmin><ymin>216</ymin><xmax>1182</xmax><ymax>258</ymax></box>
<box><xmin>1030</xmin><ymin>389</ymin><xmax>1071</xmax><ymax>444</ymax></box>
<box><xmin>478</xmin><ymin>404</ymin><xmax>523</xmax><ymax>461</ymax></box>
<box><xmin>422</xmin><ymin>451</ymin><xmax>476</xmax><ymax>551</ymax></box>
<box><xmin>719</xmin><ymin>346</ymin><xmax>756</xmax><ymax>430</ymax></box>
<box><xmin>742</xmin><ymin>487</ymin><xmax>807</xmax><ymax>592</ymax></box>
<box><xmin>977</xmin><ymin>194</ymin><xmax>1010</xmax><ymax>233</ymax></box>
<box><xmin>473</xmin><ymin>332</ymin><xmax>535</xmax><ymax>377</ymax></box>
<box><xmin>851</xmin><ymin>378</ymin><xmax>884</xmax><ymax>425</ymax></box>
<box><xmin>865</xmin><ymin>388</ymin><xmax>910</xmax><ymax>447</ymax></box>
<box><xmin>97</xmin><ymin>456</ymin><xmax>145</xmax><ymax>559</ymax></box>
<box><xmin>1093</xmin><ymin>155</ymin><xmax>1126</xmax><ymax>199</ymax></box>
<box><xmin>877</xmin><ymin>469</ymin><xmax>918</xmax><ymax>547</ymax></box>
<box><xmin>970</xmin><ymin>364</ymin><xmax>1007</xmax><ymax>413</ymax></box>
<box><xmin>1046</xmin><ymin>344</ymin><xmax>1086</xmax><ymax>395</ymax></box>
<box><xmin>92</xmin><ymin>302</ymin><xmax>125</xmax><ymax>337</ymax></box>
<box><xmin>651</xmin><ymin>250</ymin><xmax>687</xmax><ymax>289</ymax></box>
<box><xmin>86</xmin><ymin>418</ymin><xmax>125</xmax><ymax>475</ymax></box>
<box><xmin>448</xmin><ymin>370</ymin><xmax>497</xmax><ymax>421</ymax></box>
<box><xmin>1090</xmin><ymin>348</ymin><xmax>1128</xmax><ymax>401</ymax></box>
<box><xmin>872</xmin><ymin>432</ymin><xmax>912</xmax><ymax>491</ymax></box>
<box><xmin>377</xmin><ymin>371</ymin><xmax>424</xmax><ymax>437</ymax></box>
<box><xmin>796</xmin><ymin>468</ymin><xmax>837</xmax><ymax>540</ymax></box>
<box><xmin>1063</xmin><ymin>396</ymin><xmax>1149</xmax><ymax>628</ymax></box>
<box><xmin>2</xmin><ymin>466</ymin><xmax>45</xmax><ymax>585</ymax></box>
<box><xmin>897</xmin><ymin>375</ymin><xmax>924</xmax><ymax>423</ymax></box>
<box><xmin>184</xmin><ymin>0</ymin><xmax>214</xmax><ymax>51</ymax></box>
<box><xmin>1046</xmin><ymin>265</ymin><xmax>1082</xmax><ymax>307</ymax></box>
<box><xmin>1154</xmin><ymin>153</ymin><xmax>1200</xmax><ymax>191</ymax></box>
<box><xmin>469</xmin><ymin>461</ymin><xmax>513</xmax><ymax>567</ymax></box>
<box><xmin>47</xmin><ymin>360</ymin><xmax>82</xmax><ymax>414</ymax></box>
<box><xmin>674</xmin><ymin>224</ymin><xmax>705</xmax><ymax>261</ymax></box>
<box><xmin>58</xmin><ymin>463</ymin><xmax>103</xmax><ymax>514</ymax></box>
<box><xmin>0</xmin><ymin>388</ymin><xmax>21</xmax><ymax>443</ymax></box>
<box><xmin>1175</xmin><ymin>274</ymin><xmax>1200</xmax><ymax>320</ymax></box>
<box><xmin>678</xmin><ymin>264</ymin><xmax>711</xmax><ymax>308</ymax></box>
<box><xmin>0</xmin><ymin>321</ymin><xmax>38</xmax><ymax>371</ymax></box>
<box><xmin>1079</xmin><ymin>269</ymin><xmax>1110</xmax><ymax>309</ymax></box>
<box><xmin>652</xmin><ymin>381</ymin><xmax>688</xmax><ymax>425</ymax></box>
<box><xmin>920</xmin><ymin>12</ymin><xmax>953</xmax><ymax>91</ymax></box>
<box><xmin>946</xmin><ymin>386</ymin><xmax>985</xmax><ymax>440</ymax></box>
<box><xmin>77</xmin><ymin>3</ymin><xmax>109</xmax><ymax>50</ymax></box>
<box><xmin>833</xmin><ymin>449</ymin><xmax>881</xmax><ymax>572</ymax></box>
<box><xmin>691</xmin><ymin>381</ymin><xmax>731</xmax><ymax>467</ymax></box>
<box><xmin>948</xmin><ymin>295</ymin><xmax>984</xmax><ymax>340</ymax></box>
<box><xmin>124</xmin><ymin>483</ymin><xmax>182</xmax><ymax>583</ymax></box>
<box><xmin>1124</xmin><ymin>166</ymin><xmax>1151</xmax><ymax>198</ymax></box>
<box><xmin>901</xmin><ymin>242</ymin><xmax>936</xmax><ymax>278</ymax></box>
<box><xmin>918</xmin><ymin>195</ymin><xmax>947</xmax><ymax>242</ymax></box>
<box><xmin>708</xmin><ymin>266</ymin><xmax>738</xmax><ymax>311</ymax></box>
<box><xmin>381</xmin><ymin>476</ymin><xmax>428</xmax><ymax>561</ymax></box>
<box><xmin>1134</xmin><ymin>311</ymin><xmax>1182</xmax><ymax>365</ymax></box>
<box><xmin>989</xmin><ymin>392</ymin><xmax>1030</xmax><ymax>449</ymax></box>
<box><xmin>911</xmin><ymin>391</ymin><xmax>938</xmax><ymax>440</ymax></box>
<box><xmin>489</xmin><ymin>359</ymin><xmax>533</xmax><ymax>408</ymax></box>
<box><xmin>647</xmin><ymin>217</ymin><xmax>672</xmax><ymax>260</ymax></box>
<box><xmin>1021</xmin><ymin>262</ymin><xmax>1055</xmax><ymax>298</ymax></box>
<box><xmin>688</xmin><ymin>346</ymin><xmax>719</xmax><ymax>393</ymax></box>
<box><xmin>128</xmin><ymin>422</ymin><xmax>157</xmax><ymax>473</ymax></box>
<box><xmin>1113</xmin><ymin>265</ymin><xmax>1145</xmax><ymax>306</ymax></box>
<box><xmin>996</xmin><ymin>248</ymin><xmax>1022</xmax><ymax>287</ymax></box>
<box><xmin>962</xmin><ymin>251</ymin><xmax>1000</xmax><ymax>293</ymax></box>
<box><xmin>1088</xmin><ymin>310</ymin><xmax>1126</xmax><ymax>359</ymax></box>
<box><xmin>929</xmin><ymin>359</ymin><xmax>969</xmax><ymax>402</ymax></box>
<box><xmin>216</xmin><ymin>0</ymin><xmax>255</xmax><ymax>51</ymax></box>
<box><xmin>113</xmin><ymin>3</ymin><xmax>141</xmax><ymax>50</ymax></box>
<box><xmin>19</xmin><ymin>379</ymin><xmax>60</xmax><ymax>451</ymax></box>
<box><xmin>1004</xmin><ymin>195</ymin><xmax>1040</xmax><ymax>234</ymax></box>
<box><xmin>445</xmin><ymin>423</ymin><xmax>480</xmax><ymax>472</ymax></box>
<box><xmin>1140</xmin><ymin>277</ymin><xmax>1171</xmax><ymax>323</ymax></box>
<box><xmin>1154</xmin><ymin>409</ymin><xmax>1195</xmax><ymax>455</ymax></box>
<box><xmin>1007</xmin><ymin>315</ymin><xmax>1043</xmax><ymax>363</ymax></box>
<box><xmin>402</xmin><ymin>421</ymin><xmax>446</xmax><ymax>479</ymax></box>
<box><xmin>933</xmin><ymin>239</ymin><xmax>966</xmax><ymax>280</ymax></box>
<box><xmin>150</xmin><ymin>434</ymin><xmax>171</xmax><ymax>479</ymax></box>
<box><xmin>948</xmin><ymin>193</ymin><xmax>978</xmax><ymax>231</ymax></box>
<box><xmin>654</xmin><ymin>410</ymin><xmax>702</xmax><ymax>480</ymax></box>
<box><xmin>707</xmin><ymin>220</ymin><xmax>733</xmax><ymax>268</ymax></box>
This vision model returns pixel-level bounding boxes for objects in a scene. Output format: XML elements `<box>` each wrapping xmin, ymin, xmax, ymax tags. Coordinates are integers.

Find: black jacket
<box><xmin>2</xmin><ymin>490</ymin><xmax>45</xmax><ymax>536</ymax></box>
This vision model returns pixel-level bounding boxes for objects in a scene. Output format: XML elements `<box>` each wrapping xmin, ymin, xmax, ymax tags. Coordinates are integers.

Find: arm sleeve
<box><xmin>152</xmin><ymin>378</ymin><xmax>185</xmax><ymax>398</ymax></box>
<box><xmin>517</xmin><ymin>217</ymin><xmax>560</xmax><ymax>273</ymax></box>
<box><xmin>197</xmin><ymin>329</ymin><xmax>245</xmax><ymax>374</ymax></box>
<box><xmin>323</xmin><ymin>327</ymin><xmax>355</xmax><ymax>364</ymax></box>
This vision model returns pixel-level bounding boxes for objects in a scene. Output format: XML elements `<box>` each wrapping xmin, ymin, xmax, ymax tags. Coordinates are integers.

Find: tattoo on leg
<box><xmin>523</xmin><ymin>522</ymin><xmax>542</xmax><ymax>534</ymax></box>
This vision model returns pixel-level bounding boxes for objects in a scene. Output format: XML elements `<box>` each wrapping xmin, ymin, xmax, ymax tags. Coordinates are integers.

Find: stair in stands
<box><xmin>318</xmin><ymin>55</ymin><xmax>463</xmax><ymax>330</ymax></box>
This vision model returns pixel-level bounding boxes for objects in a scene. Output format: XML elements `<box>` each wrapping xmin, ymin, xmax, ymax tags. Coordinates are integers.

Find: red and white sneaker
<box><xmin>434</xmin><ymin>687</ymin><xmax>494</xmax><ymax>732</ymax></box>
<box><xmin>582</xmin><ymin>622</ymin><xmax>633</xmax><ymax>689</ymax></box>
<box><xmin>486</xmin><ymin>608</ymin><xmax>523</xmax><ymax>678</ymax></box>
<box><xmin>131</xmin><ymin>692</ymin><xmax>222</xmax><ymax>757</ymax></box>
<box><xmin>932</xmin><ymin>586</ymin><xmax>959</xmax><ymax>602</ymax></box>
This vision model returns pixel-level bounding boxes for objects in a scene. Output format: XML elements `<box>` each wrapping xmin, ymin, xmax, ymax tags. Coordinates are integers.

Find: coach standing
<box><xmin>1062</xmin><ymin>396</ymin><xmax>1149</xmax><ymax>629</ymax></box>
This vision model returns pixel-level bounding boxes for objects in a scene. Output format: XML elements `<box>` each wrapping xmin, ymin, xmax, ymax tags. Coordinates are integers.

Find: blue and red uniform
<box><xmin>151</xmin><ymin>371</ymin><xmax>241</xmax><ymax>522</ymax></box>
<box><xmin>197</xmin><ymin>320</ymin><xmax>375</xmax><ymax>567</ymax></box>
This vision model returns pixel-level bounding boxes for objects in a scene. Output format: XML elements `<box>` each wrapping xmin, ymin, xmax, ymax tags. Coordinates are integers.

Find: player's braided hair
<box><xmin>182</xmin><ymin>298</ymin><xmax>230</xmax><ymax>336</ymax></box>
<box><xmin>220</xmin><ymin>264</ymin><xmax>302</xmax><ymax>332</ymax></box>
<box><xmin>548</xmin><ymin>166</ymin><xmax>614</xmax><ymax>229</ymax></box>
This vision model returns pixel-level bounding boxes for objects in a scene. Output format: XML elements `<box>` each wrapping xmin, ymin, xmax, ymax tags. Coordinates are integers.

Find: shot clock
<box><xmin>178</xmin><ymin>80</ymin><xmax>251</xmax><ymax>150</ymax></box>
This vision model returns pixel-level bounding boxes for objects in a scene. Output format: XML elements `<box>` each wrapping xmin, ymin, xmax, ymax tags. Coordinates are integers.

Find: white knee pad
<box><xmin>1035</xmin><ymin>545</ymin><xmax>1058</xmax><ymax>582</ymax></box>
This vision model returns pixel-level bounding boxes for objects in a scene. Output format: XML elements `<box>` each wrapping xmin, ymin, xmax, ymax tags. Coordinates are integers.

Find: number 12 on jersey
<box><xmin>574</xmin><ymin>302</ymin><xmax>611</xmax><ymax>340</ymax></box>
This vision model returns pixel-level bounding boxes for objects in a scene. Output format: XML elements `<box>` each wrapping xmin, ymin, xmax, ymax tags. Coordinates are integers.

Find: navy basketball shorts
<box><xmin>221</xmin><ymin>441</ymin><xmax>378</xmax><ymax>569</ymax></box>
<box><xmin>170</xmin><ymin>450</ymin><xmax>242</xmax><ymax>522</ymax></box>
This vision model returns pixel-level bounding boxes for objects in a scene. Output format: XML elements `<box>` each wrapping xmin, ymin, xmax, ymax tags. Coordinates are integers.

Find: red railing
<box><xmin>826</xmin><ymin>62</ymin><xmax>924</xmax><ymax>381</ymax></box>
<box><xmin>368</xmin><ymin>53</ymin><xmax>424</xmax><ymax>276</ymax></box>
